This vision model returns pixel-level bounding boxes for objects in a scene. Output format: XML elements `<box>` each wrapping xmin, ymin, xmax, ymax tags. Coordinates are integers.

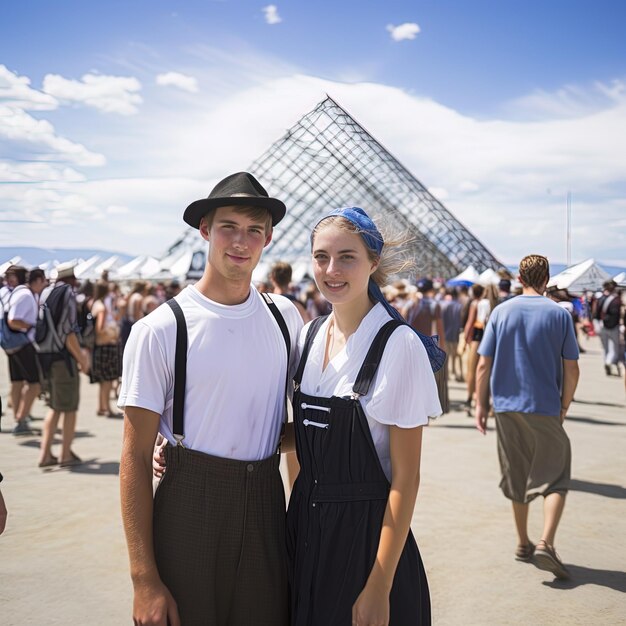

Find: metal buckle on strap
<box><xmin>174</xmin><ymin>434</ymin><xmax>185</xmax><ymax>448</ymax></box>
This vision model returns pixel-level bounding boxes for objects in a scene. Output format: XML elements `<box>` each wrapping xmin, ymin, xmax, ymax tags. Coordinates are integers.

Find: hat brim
<box><xmin>183</xmin><ymin>196</ymin><xmax>286</xmax><ymax>229</ymax></box>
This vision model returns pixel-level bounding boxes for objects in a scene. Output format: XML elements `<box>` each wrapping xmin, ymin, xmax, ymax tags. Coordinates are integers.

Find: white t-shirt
<box><xmin>7</xmin><ymin>285</ymin><xmax>38</xmax><ymax>341</ymax></box>
<box><xmin>477</xmin><ymin>298</ymin><xmax>491</xmax><ymax>325</ymax></box>
<box><xmin>118</xmin><ymin>285</ymin><xmax>303</xmax><ymax>461</ymax></box>
<box><xmin>298</xmin><ymin>303</ymin><xmax>441</xmax><ymax>481</ymax></box>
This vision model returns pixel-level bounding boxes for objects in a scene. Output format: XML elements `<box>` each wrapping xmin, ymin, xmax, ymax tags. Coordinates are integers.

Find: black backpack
<box><xmin>34</xmin><ymin>284</ymin><xmax>73</xmax><ymax>355</ymax></box>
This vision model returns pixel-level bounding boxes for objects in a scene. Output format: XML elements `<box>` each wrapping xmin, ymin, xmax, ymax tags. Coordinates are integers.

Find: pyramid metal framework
<box><xmin>249</xmin><ymin>96</ymin><xmax>502</xmax><ymax>278</ymax></box>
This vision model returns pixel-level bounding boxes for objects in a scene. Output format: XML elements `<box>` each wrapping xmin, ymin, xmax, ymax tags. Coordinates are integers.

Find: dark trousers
<box><xmin>153</xmin><ymin>445</ymin><xmax>288</xmax><ymax>626</ymax></box>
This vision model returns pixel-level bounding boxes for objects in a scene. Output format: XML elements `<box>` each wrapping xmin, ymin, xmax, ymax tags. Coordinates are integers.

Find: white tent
<box><xmin>547</xmin><ymin>258</ymin><xmax>611</xmax><ymax>294</ymax></box>
<box><xmin>0</xmin><ymin>256</ymin><xmax>30</xmax><ymax>274</ymax></box>
<box><xmin>447</xmin><ymin>265</ymin><xmax>481</xmax><ymax>286</ymax></box>
<box><xmin>74</xmin><ymin>255</ymin><xmax>102</xmax><ymax>280</ymax></box>
<box><xmin>479</xmin><ymin>268</ymin><xmax>500</xmax><ymax>286</ymax></box>
<box><xmin>614</xmin><ymin>271</ymin><xmax>626</xmax><ymax>287</ymax></box>
<box><xmin>115</xmin><ymin>255</ymin><xmax>161</xmax><ymax>281</ymax></box>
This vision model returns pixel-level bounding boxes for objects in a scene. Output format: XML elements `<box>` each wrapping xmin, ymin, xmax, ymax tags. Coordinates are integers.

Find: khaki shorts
<box><xmin>49</xmin><ymin>359</ymin><xmax>79</xmax><ymax>412</ymax></box>
<box><xmin>495</xmin><ymin>412</ymin><xmax>571</xmax><ymax>503</ymax></box>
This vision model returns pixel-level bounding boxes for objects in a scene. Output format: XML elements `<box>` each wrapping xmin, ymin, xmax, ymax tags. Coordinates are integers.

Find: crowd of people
<box><xmin>1</xmin><ymin>169</ymin><xmax>625</xmax><ymax>624</ymax></box>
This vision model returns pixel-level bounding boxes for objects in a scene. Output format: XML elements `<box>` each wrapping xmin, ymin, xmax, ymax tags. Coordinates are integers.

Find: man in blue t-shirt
<box><xmin>475</xmin><ymin>254</ymin><xmax>579</xmax><ymax>580</ymax></box>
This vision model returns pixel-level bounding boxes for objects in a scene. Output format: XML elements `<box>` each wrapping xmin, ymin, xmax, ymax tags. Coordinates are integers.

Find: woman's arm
<box><xmin>464</xmin><ymin>301</ymin><xmax>477</xmax><ymax>345</ymax></box>
<box><xmin>352</xmin><ymin>425</ymin><xmax>424</xmax><ymax>626</ymax></box>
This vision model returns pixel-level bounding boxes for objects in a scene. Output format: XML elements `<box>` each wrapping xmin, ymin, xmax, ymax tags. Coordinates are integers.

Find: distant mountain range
<box><xmin>1</xmin><ymin>246</ymin><xmax>624</xmax><ymax>278</ymax></box>
<box><xmin>0</xmin><ymin>246</ymin><xmax>134</xmax><ymax>266</ymax></box>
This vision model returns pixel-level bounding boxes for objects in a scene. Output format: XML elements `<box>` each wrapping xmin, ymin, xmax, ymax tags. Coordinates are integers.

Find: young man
<box><xmin>475</xmin><ymin>254</ymin><xmax>579</xmax><ymax>580</ymax></box>
<box><xmin>7</xmin><ymin>268</ymin><xmax>47</xmax><ymax>435</ymax></box>
<box><xmin>594</xmin><ymin>280</ymin><xmax>622</xmax><ymax>376</ymax></box>
<box><xmin>119</xmin><ymin>172</ymin><xmax>302</xmax><ymax>626</ymax></box>
<box><xmin>38</xmin><ymin>263</ymin><xmax>90</xmax><ymax>467</ymax></box>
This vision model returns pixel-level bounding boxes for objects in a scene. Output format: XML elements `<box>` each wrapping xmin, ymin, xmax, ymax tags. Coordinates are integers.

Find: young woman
<box><xmin>90</xmin><ymin>280</ymin><xmax>122</xmax><ymax>417</ymax></box>
<box><xmin>285</xmin><ymin>207</ymin><xmax>442</xmax><ymax>626</ymax></box>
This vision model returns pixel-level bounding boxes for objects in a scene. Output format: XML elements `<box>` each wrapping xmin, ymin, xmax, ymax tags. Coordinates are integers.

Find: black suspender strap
<box><xmin>166</xmin><ymin>299</ymin><xmax>187</xmax><ymax>446</ymax></box>
<box><xmin>261</xmin><ymin>292</ymin><xmax>291</xmax><ymax>365</ymax></box>
<box><xmin>261</xmin><ymin>293</ymin><xmax>292</xmax><ymax>433</ymax></box>
<box><xmin>293</xmin><ymin>315</ymin><xmax>327</xmax><ymax>386</ymax></box>
<box><xmin>352</xmin><ymin>319</ymin><xmax>403</xmax><ymax>397</ymax></box>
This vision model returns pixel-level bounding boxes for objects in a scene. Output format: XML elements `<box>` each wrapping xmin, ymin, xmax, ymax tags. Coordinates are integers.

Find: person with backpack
<box><xmin>593</xmin><ymin>280</ymin><xmax>622</xmax><ymax>376</ymax></box>
<box><xmin>118</xmin><ymin>172</ymin><xmax>302</xmax><ymax>626</ymax></box>
<box><xmin>37</xmin><ymin>263</ymin><xmax>90</xmax><ymax>468</ymax></box>
<box><xmin>1</xmin><ymin>267</ymin><xmax>46</xmax><ymax>435</ymax></box>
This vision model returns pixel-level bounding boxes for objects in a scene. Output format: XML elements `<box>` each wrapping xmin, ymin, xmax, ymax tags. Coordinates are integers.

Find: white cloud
<box><xmin>0</xmin><ymin>105</ymin><xmax>105</xmax><ymax>166</ymax></box>
<box><xmin>2</xmin><ymin>60</ymin><xmax>625</xmax><ymax>267</ymax></box>
<box><xmin>156</xmin><ymin>72</ymin><xmax>199</xmax><ymax>93</ymax></box>
<box><xmin>106</xmin><ymin>204</ymin><xmax>130</xmax><ymax>215</ymax></box>
<box><xmin>459</xmin><ymin>181</ymin><xmax>480</xmax><ymax>192</ymax></box>
<box><xmin>506</xmin><ymin>78</ymin><xmax>626</xmax><ymax>119</ymax></box>
<box><xmin>42</xmin><ymin>73</ymin><xmax>142</xmax><ymax>115</ymax></box>
<box><xmin>427</xmin><ymin>187</ymin><xmax>449</xmax><ymax>200</ymax></box>
<box><xmin>386</xmin><ymin>23</ymin><xmax>420</xmax><ymax>42</ymax></box>
<box><xmin>262</xmin><ymin>5</ymin><xmax>282</xmax><ymax>25</ymax></box>
<box><xmin>0</xmin><ymin>65</ymin><xmax>58</xmax><ymax>111</ymax></box>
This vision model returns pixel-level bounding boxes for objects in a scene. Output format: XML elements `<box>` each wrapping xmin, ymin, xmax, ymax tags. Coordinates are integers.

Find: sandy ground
<box><xmin>0</xmin><ymin>335</ymin><xmax>625</xmax><ymax>625</ymax></box>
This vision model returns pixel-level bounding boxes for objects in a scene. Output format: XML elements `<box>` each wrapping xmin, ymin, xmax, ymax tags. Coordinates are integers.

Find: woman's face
<box><xmin>311</xmin><ymin>222</ymin><xmax>378</xmax><ymax>307</ymax></box>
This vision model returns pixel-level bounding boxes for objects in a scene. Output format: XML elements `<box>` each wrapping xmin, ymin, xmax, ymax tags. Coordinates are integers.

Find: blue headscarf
<box><xmin>312</xmin><ymin>207</ymin><xmax>446</xmax><ymax>373</ymax></box>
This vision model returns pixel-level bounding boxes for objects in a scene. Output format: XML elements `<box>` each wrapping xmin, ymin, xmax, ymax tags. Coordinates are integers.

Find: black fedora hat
<box><xmin>184</xmin><ymin>172</ymin><xmax>286</xmax><ymax>229</ymax></box>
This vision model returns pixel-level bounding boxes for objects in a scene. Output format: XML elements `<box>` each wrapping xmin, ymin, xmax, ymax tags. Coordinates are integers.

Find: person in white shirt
<box><xmin>119</xmin><ymin>172</ymin><xmax>302</xmax><ymax>626</ymax></box>
<box><xmin>284</xmin><ymin>207</ymin><xmax>442</xmax><ymax>626</ymax></box>
<box><xmin>5</xmin><ymin>267</ymin><xmax>46</xmax><ymax>435</ymax></box>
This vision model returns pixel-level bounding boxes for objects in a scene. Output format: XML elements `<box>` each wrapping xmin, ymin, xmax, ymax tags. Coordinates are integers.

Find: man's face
<box><xmin>202</xmin><ymin>206</ymin><xmax>272</xmax><ymax>282</ymax></box>
<box><xmin>30</xmin><ymin>277</ymin><xmax>47</xmax><ymax>295</ymax></box>
<box><xmin>5</xmin><ymin>274</ymin><xmax>18</xmax><ymax>288</ymax></box>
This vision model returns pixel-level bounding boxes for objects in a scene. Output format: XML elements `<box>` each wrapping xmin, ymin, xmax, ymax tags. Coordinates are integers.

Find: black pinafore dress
<box><xmin>286</xmin><ymin>317</ymin><xmax>431</xmax><ymax>626</ymax></box>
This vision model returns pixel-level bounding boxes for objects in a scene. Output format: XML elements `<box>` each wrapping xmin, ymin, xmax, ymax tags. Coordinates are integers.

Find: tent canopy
<box><xmin>447</xmin><ymin>265</ymin><xmax>480</xmax><ymax>287</ymax></box>
<box><xmin>547</xmin><ymin>258</ymin><xmax>611</xmax><ymax>294</ymax></box>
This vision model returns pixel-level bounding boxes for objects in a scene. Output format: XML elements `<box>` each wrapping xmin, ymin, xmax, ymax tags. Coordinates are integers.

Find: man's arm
<box><xmin>65</xmin><ymin>332</ymin><xmax>90</xmax><ymax>374</ymax></box>
<box><xmin>475</xmin><ymin>355</ymin><xmax>493</xmax><ymax>434</ymax></box>
<box><xmin>120</xmin><ymin>407</ymin><xmax>180</xmax><ymax>626</ymax></box>
<box><xmin>560</xmin><ymin>359</ymin><xmax>579</xmax><ymax>423</ymax></box>
<box><xmin>7</xmin><ymin>318</ymin><xmax>29</xmax><ymax>332</ymax></box>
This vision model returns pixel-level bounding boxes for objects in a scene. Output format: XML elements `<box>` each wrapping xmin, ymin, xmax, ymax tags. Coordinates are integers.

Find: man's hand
<box><xmin>77</xmin><ymin>349</ymin><xmax>90</xmax><ymax>375</ymax></box>
<box><xmin>133</xmin><ymin>578</ymin><xmax>180</xmax><ymax>626</ymax></box>
<box><xmin>475</xmin><ymin>404</ymin><xmax>489</xmax><ymax>435</ymax></box>
<box><xmin>559</xmin><ymin>406</ymin><xmax>568</xmax><ymax>424</ymax></box>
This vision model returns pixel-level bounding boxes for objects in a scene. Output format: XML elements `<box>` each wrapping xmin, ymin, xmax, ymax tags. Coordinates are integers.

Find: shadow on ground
<box><xmin>40</xmin><ymin>459</ymin><xmax>120</xmax><ymax>475</ymax></box>
<box><xmin>572</xmin><ymin>398</ymin><xmax>625</xmax><ymax>409</ymax></box>
<box><xmin>541</xmin><ymin>564</ymin><xmax>626</xmax><ymax>593</ymax></box>
<box><xmin>567</xmin><ymin>415</ymin><xmax>626</xmax><ymax>426</ymax></box>
<box><xmin>569</xmin><ymin>479</ymin><xmax>626</xmax><ymax>499</ymax></box>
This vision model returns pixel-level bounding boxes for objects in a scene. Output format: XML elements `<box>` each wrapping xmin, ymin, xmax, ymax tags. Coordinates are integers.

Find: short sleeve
<box><xmin>364</xmin><ymin>326</ymin><xmax>442</xmax><ymax>428</ymax></box>
<box><xmin>561</xmin><ymin>312</ymin><xmax>580</xmax><ymax>360</ymax></box>
<box><xmin>117</xmin><ymin>321</ymin><xmax>171</xmax><ymax>415</ymax></box>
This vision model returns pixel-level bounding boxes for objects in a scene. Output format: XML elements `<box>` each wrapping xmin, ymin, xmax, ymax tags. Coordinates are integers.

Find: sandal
<box><xmin>534</xmin><ymin>540</ymin><xmax>570</xmax><ymax>580</ymax></box>
<box><xmin>97</xmin><ymin>410</ymin><xmax>107</xmax><ymax>417</ymax></box>
<box><xmin>515</xmin><ymin>541</ymin><xmax>535</xmax><ymax>562</ymax></box>
<box><xmin>59</xmin><ymin>451</ymin><xmax>83</xmax><ymax>467</ymax></box>
<box><xmin>38</xmin><ymin>455</ymin><xmax>59</xmax><ymax>468</ymax></box>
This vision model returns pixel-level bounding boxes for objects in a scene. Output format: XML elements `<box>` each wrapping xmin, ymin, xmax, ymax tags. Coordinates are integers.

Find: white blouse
<box><xmin>298</xmin><ymin>303</ymin><xmax>442</xmax><ymax>481</ymax></box>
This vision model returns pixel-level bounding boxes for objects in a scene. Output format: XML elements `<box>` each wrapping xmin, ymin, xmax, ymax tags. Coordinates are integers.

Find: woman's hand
<box><xmin>152</xmin><ymin>436</ymin><xmax>167</xmax><ymax>479</ymax></box>
<box><xmin>352</xmin><ymin>578</ymin><xmax>390</xmax><ymax>626</ymax></box>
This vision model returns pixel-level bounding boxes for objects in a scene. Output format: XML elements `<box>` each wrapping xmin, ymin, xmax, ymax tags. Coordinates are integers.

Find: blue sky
<box><xmin>1</xmin><ymin>0</ymin><xmax>625</xmax><ymax>266</ymax></box>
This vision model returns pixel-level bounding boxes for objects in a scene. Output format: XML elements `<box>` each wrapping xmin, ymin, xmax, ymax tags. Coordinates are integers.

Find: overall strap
<box><xmin>166</xmin><ymin>299</ymin><xmax>187</xmax><ymax>446</ymax></box>
<box><xmin>293</xmin><ymin>315</ymin><xmax>328</xmax><ymax>386</ymax></box>
<box><xmin>352</xmin><ymin>320</ymin><xmax>404</xmax><ymax>397</ymax></box>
